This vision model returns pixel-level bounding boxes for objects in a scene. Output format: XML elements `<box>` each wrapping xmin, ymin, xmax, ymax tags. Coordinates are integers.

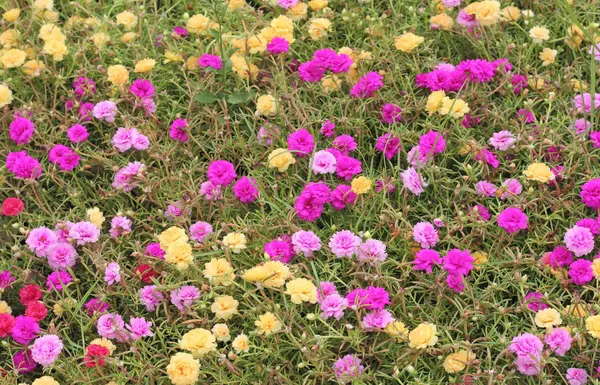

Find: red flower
<box><xmin>134</xmin><ymin>264</ymin><xmax>158</xmax><ymax>284</ymax></box>
<box><xmin>0</xmin><ymin>313</ymin><xmax>15</xmax><ymax>338</ymax></box>
<box><xmin>1</xmin><ymin>197</ymin><xmax>24</xmax><ymax>216</ymax></box>
<box><xmin>19</xmin><ymin>284</ymin><xmax>43</xmax><ymax>306</ymax></box>
<box><xmin>25</xmin><ymin>301</ymin><xmax>47</xmax><ymax>322</ymax></box>
<box><xmin>84</xmin><ymin>344</ymin><xmax>110</xmax><ymax>367</ymax></box>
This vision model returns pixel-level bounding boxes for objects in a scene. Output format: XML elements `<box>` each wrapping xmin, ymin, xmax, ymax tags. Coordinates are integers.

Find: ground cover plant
<box><xmin>1</xmin><ymin>0</ymin><xmax>600</xmax><ymax>384</ymax></box>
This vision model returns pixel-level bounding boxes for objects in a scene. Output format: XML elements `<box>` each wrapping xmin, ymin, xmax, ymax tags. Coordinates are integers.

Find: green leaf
<box><xmin>226</xmin><ymin>90</ymin><xmax>252</xmax><ymax>105</ymax></box>
<box><xmin>194</xmin><ymin>91</ymin><xmax>220</xmax><ymax>104</ymax></box>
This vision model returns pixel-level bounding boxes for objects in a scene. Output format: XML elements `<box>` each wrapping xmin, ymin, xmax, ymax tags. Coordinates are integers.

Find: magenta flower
<box><xmin>11</xmin><ymin>316</ymin><xmax>40</xmax><ymax>345</ymax></box>
<box><xmin>509</xmin><ymin>333</ymin><xmax>543</xmax><ymax>358</ymax></box>
<box><xmin>442</xmin><ymin>249</ymin><xmax>474</xmax><ymax>276</ymax></box>
<box><xmin>497</xmin><ymin>208</ymin><xmax>528</xmax><ymax>234</ymax></box>
<box><xmin>413</xmin><ymin>249</ymin><xmax>442</xmax><ymax>274</ymax></box>
<box><xmin>231</xmin><ymin>176</ymin><xmax>259</xmax><ymax>204</ymax></box>
<box><xmin>198</xmin><ymin>54</ymin><xmax>223</xmax><ymax>70</ymax></box>
<box><xmin>264</xmin><ymin>236</ymin><xmax>294</xmax><ymax>263</ymax></box>
<box><xmin>67</xmin><ymin>124</ymin><xmax>89</xmax><ymax>143</ymax></box>
<box><xmin>207</xmin><ymin>160</ymin><xmax>237</xmax><ymax>187</ymax></box>
<box><xmin>362</xmin><ymin>309</ymin><xmax>394</xmax><ymax>329</ymax></box>
<box><xmin>350</xmin><ymin>72</ymin><xmax>384</xmax><ymax>98</ymax></box>
<box><xmin>380</xmin><ymin>103</ymin><xmax>403</xmax><ymax>124</ymax></box>
<box><xmin>5</xmin><ymin>151</ymin><xmax>42</xmax><ymax>179</ymax></box>
<box><xmin>329</xmin><ymin>184</ymin><xmax>357</xmax><ymax>210</ymax></box>
<box><xmin>375</xmin><ymin>133</ymin><xmax>401</xmax><ymax>160</ymax></box>
<box><xmin>169</xmin><ymin>118</ymin><xmax>188</xmax><ymax>142</ymax></box>
<box><xmin>581</xmin><ymin>179</ymin><xmax>600</xmax><ymax>209</ymax></box>
<box><xmin>287</xmin><ymin>129</ymin><xmax>315</xmax><ymax>158</ymax></box>
<box><xmin>9</xmin><ymin>117</ymin><xmax>35</xmax><ymax>145</ymax></box>
<box><xmin>46</xmin><ymin>271</ymin><xmax>72</xmax><ymax>291</ymax></box>
<box><xmin>568</xmin><ymin>259</ymin><xmax>594</xmax><ymax>285</ymax></box>
<box><xmin>267</xmin><ymin>37</ymin><xmax>289</xmax><ymax>54</ymax></box>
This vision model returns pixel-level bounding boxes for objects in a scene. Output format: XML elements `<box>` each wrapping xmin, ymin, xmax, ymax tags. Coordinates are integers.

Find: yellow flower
<box><xmin>408</xmin><ymin>322</ymin><xmax>438</xmax><ymax>349</ymax></box>
<box><xmin>569</xmin><ymin>79</ymin><xmax>588</xmax><ymax>92</ymax></box>
<box><xmin>90</xmin><ymin>338</ymin><xmax>116</xmax><ymax>354</ymax></box>
<box><xmin>501</xmin><ymin>6</ymin><xmax>521</xmax><ymax>22</ymax></box>
<box><xmin>53</xmin><ymin>303</ymin><xmax>63</xmax><ymax>316</ymax></box>
<box><xmin>255</xmin><ymin>312</ymin><xmax>283</xmax><ymax>335</ymax></box>
<box><xmin>22</xmin><ymin>60</ymin><xmax>46</xmax><ymax>77</ymax></box>
<box><xmin>0</xmin><ymin>85</ymin><xmax>14</xmax><ymax>108</ymax></box>
<box><xmin>86</xmin><ymin>207</ymin><xmax>105</xmax><ymax>228</ymax></box>
<box><xmin>116</xmin><ymin>11</ymin><xmax>138</xmax><ymax>30</ymax></box>
<box><xmin>439</xmin><ymin>97</ymin><xmax>470</xmax><ymax>118</ymax></box>
<box><xmin>121</xmin><ymin>32</ymin><xmax>138</xmax><ymax>43</ymax></box>
<box><xmin>232</xmin><ymin>334</ymin><xmax>250</xmax><ymax>352</ymax></box>
<box><xmin>565</xmin><ymin>24</ymin><xmax>584</xmax><ymax>49</ymax></box>
<box><xmin>39</xmin><ymin>24</ymin><xmax>65</xmax><ymax>42</ymax></box>
<box><xmin>107</xmin><ymin>65</ymin><xmax>129</xmax><ymax>86</ymax></box>
<box><xmin>539</xmin><ymin>48</ymin><xmax>557</xmax><ymax>66</ymax></box>
<box><xmin>227</xmin><ymin>0</ymin><xmax>247</xmax><ymax>11</ymax></box>
<box><xmin>535</xmin><ymin>308</ymin><xmax>562</xmax><ymax>329</ymax></box>
<box><xmin>385</xmin><ymin>321</ymin><xmax>409</xmax><ymax>341</ymax></box>
<box><xmin>268</xmin><ymin>148</ymin><xmax>296</xmax><ymax>172</ymax></box>
<box><xmin>165</xmin><ymin>238</ymin><xmax>194</xmax><ymax>271</ymax></box>
<box><xmin>158</xmin><ymin>226</ymin><xmax>189</xmax><ymax>250</ymax></box>
<box><xmin>443</xmin><ymin>350</ymin><xmax>475</xmax><ymax>373</ymax></box>
<box><xmin>308</xmin><ymin>0</ymin><xmax>328</xmax><ymax>11</ymax></box>
<box><xmin>566</xmin><ymin>303</ymin><xmax>588</xmax><ymax>318</ymax></box>
<box><xmin>33</xmin><ymin>0</ymin><xmax>54</xmax><ymax>12</ymax></box>
<box><xmin>222</xmin><ymin>232</ymin><xmax>247</xmax><ymax>253</ymax></box>
<box><xmin>186</xmin><ymin>56</ymin><xmax>200</xmax><ymax>71</ymax></box>
<box><xmin>426</xmin><ymin>90</ymin><xmax>446</xmax><ymax>114</ymax></box>
<box><xmin>270</xmin><ymin>15</ymin><xmax>294</xmax><ymax>36</ymax></box>
<box><xmin>394</xmin><ymin>33</ymin><xmax>425</xmax><ymax>53</ymax></box>
<box><xmin>211</xmin><ymin>295</ymin><xmax>239</xmax><ymax>320</ymax></box>
<box><xmin>464</xmin><ymin>1</ymin><xmax>501</xmax><ymax>26</ymax></box>
<box><xmin>43</xmin><ymin>10</ymin><xmax>59</xmax><ymax>22</ymax></box>
<box><xmin>287</xmin><ymin>2</ymin><xmax>308</xmax><ymax>21</ymax></box>
<box><xmin>32</xmin><ymin>377</ymin><xmax>60</xmax><ymax>385</ymax></box>
<box><xmin>91</xmin><ymin>33</ymin><xmax>110</xmax><ymax>49</ymax></box>
<box><xmin>0</xmin><ymin>29</ymin><xmax>20</xmax><ymax>48</ymax></box>
<box><xmin>472</xmin><ymin>251</ymin><xmax>488</xmax><ymax>267</ymax></box>
<box><xmin>351</xmin><ymin>176</ymin><xmax>372</xmax><ymax>195</ymax></box>
<box><xmin>166</xmin><ymin>353</ymin><xmax>200</xmax><ymax>385</ymax></box>
<box><xmin>246</xmin><ymin>35</ymin><xmax>267</xmax><ymax>54</ymax></box>
<box><xmin>84</xmin><ymin>17</ymin><xmax>100</xmax><ymax>29</ymax></box>
<box><xmin>255</xmin><ymin>94</ymin><xmax>277</xmax><ymax>116</ymax></box>
<box><xmin>0</xmin><ymin>300</ymin><xmax>12</xmax><ymax>314</ymax></box>
<box><xmin>1</xmin><ymin>49</ymin><xmax>26</xmax><ymax>68</ymax></box>
<box><xmin>203</xmin><ymin>258</ymin><xmax>234</xmax><ymax>286</ymax></box>
<box><xmin>187</xmin><ymin>14</ymin><xmax>216</xmax><ymax>35</ymax></box>
<box><xmin>211</xmin><ymin>323</ymin><xmax>231</xmax><ymax>342</ymax></box>
<box><xmin>43</xmin><ymin>40</ymin><xmax>67</xmax><ymax>61</ymax></box>
<box><xmin>524</xmin><ymin>163</ymin><xmax>554</xmax><ymax>183</ymax></box>
<box><xmin>528</xmin><ymin>77</ymin><xmax>545</xmax><ymax>90</ymax></box>
<box><xmin>319</xmin><ymin>75</ymin><xmax>340</xmax><ymax>93</ymax></box>
<box><xmin>179</xmin><ymin>328</ymin><xmax>217</xmax><ymax>357</ymax></box>
<box><xmin>430</xmin><ymin>13</ymin><xmax>454</xmax><ymax>31</ymax></box>
<box><xmin>3</xmin><ymin>8</ymin><xmax>21</xmax><ymax>23</ymax></box>
<box><xmin>308</xmin><ymin>18</ymin><xmax>332</xmax><ymax>41</ymax></box>
<box><xmin>529</xmin><ymin>26</ymin><xmax>550</xmax><ymax>44</ymax></box>
<box><xmin>586</xmin><ymin>315</ymin><xmax>600</xmax><ymax>338</ymax></box>
<box><xmin>230</xmin><ymin>54</ymin><xmax>258</xmax><ymax>79</ymax></box>
<box><xmin>243</xmin><ymin>261</ymin><xmax>290</xmax><ymax>288</ymax></box>
<box><xmin>592</xmin><ymin>259</ymin><xmax>600</xmax><ymax>279</ymax></box>
<box><xmin>285</xmin><ymin>278</ymin><xmax>318</xmax><ymax>304</ymax></box>
<box><xmin>135</xmin><ymin>58</ymin><xmax>156</xmax><ymax>73</ymax></box>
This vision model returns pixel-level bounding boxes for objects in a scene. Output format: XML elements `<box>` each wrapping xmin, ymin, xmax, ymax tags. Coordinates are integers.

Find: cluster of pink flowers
<box><xmin>332</xmin><ymin>354</ymin><xmax>365</xmax><ymax>383</ymax></box>
<box><xmin>5</xmin><ymin>150</ymin><xmax>42</xmax><ymax>179</ymax></box>
<box><xmin>111</xmin><ymin>127</ymin><xmax>150</xmax><ymax>152</ymax></box>
<box><xmin>298</xmin><ymin>48</ymin><xmax>353</xmax><ymax>83</ymax></box>
<box><xmin>97</xmin><ymin>313</ymin><xmax>152</xmax><ymax>342</ymax></box>
<box><xmin>509</xmin><ymin>331</ymin><xmax>575</xmax><ymax>377</ymax></box>
<box><xmin>112</xmin><ymin>161</ymin><xmax>146</xmax><ymax>191</ymax></box>
<box><xmin>415</xmin><ymin>58</ymin><xmax>511</xmax><ymax>92</ymax></box>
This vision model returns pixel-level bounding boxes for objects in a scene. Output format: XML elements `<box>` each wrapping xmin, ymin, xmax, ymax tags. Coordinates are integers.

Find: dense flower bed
<box><xmin>2</xmin><ymin>0</ymin><xmax>600</xmax><ymax>384</ymax></box>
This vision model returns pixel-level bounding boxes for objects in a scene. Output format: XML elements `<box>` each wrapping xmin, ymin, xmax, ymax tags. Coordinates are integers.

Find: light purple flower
<box><xmin>92</xmin><ymin>101</ymin><xmax>118</xmax><ymax>123</ymax></box>
<box><xmin>69</xmin><ymin>221</ymin><xmax>100</xmax><ymax>245</ymax></box>
<box><xmin>31</xmin><ymin>335</ymin><xmax>63</xmax><ymax>367</ymax></box>
<box><xmin>104</xmin><ymin>262</ymin><xmax>121</xmax><ymax>286</ymax></box>
<box><xmin>401</xmin><ymin>167</ymin><xmax>427</xmax><ymax>196</ymax></box>
<box><xmin>412</xmin><ymin>222</ymin><xmax>439</xmax><ymax>249</ymax></box>
<box><xmin>329</xmin><ymin>230</ymin><xmax>362</xmax><ymax>258</ymax></box>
